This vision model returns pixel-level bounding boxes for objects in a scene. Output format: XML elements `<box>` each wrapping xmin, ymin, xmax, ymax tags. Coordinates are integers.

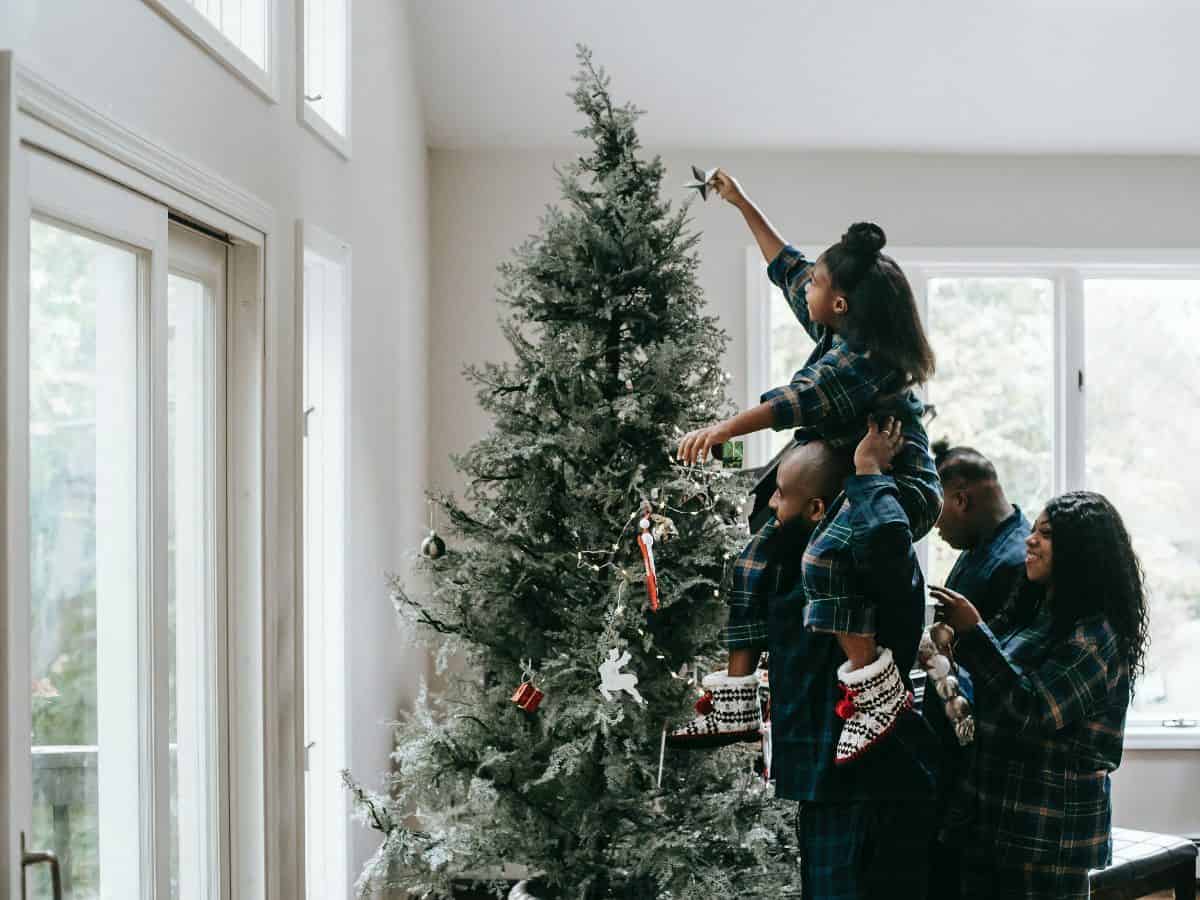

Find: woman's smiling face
<box><xmin>1025</xmin><ymin>511</ymin><xmax>1054</xmax><ymax>584</ymax></box>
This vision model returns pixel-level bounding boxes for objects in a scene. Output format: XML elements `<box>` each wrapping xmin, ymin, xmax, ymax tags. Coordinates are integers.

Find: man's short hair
<box><xmin>932</xmin><ymin>439</ymin><xmax>998</xmax><ymax>486</ymax></box>
<box><xmin>780</xmin><ymin>440</ymin><xmax>854</xmax><ymax>503</ymax></box>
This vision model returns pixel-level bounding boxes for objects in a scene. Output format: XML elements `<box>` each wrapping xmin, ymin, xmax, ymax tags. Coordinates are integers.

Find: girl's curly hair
<box><xmin>1014</xmin><ymin>491</ymin><xmax>1150</xmax><ymax>687</ymax></box>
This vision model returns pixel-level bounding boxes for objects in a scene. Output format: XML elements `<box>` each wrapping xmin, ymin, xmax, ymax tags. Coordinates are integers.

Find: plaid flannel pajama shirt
<box><xmin>723</xmin><ymin>245</ymin><xmax>942</xmax><ymax>647</ymax></box>
<box><xmin>723</xmin><ymin>515</ymin><xmax>782</xmax><ymax>649</ymax></box>
<box><xmin>951</xmin><ymin>600</ymin><xmax>1129</xmax><ymax>899</ymax></box>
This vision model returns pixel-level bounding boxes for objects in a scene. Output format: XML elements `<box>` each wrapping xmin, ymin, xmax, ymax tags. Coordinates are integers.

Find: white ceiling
<box><xmin>408</xmin><ymin>0</ymin><xmax>1200</xmax><ymax>155</ymax></box>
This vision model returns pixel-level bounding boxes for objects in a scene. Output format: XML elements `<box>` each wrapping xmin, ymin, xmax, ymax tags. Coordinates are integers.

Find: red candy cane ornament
<box><xmin>637</xmin><ymin>504</ymin><xmax>660</xmax><ymax>612</ymax></box>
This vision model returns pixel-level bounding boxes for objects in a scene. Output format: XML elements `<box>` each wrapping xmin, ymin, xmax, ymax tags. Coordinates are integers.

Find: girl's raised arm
<box><xmin>711</xmin><ymin>169</ymin><xmax>786</xmax><ymax>264</ymax></box>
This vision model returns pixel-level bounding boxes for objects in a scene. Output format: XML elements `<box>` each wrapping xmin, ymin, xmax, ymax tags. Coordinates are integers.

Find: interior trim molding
<box><xmin>14</xmin><ymin>60</ymin><xmax>275</xmax><ymax>233</ymax></box>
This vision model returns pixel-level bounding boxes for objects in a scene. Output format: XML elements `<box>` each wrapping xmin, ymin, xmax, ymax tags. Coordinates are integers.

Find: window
<box><xmin>750</xmin><ymin>248</ymin><xmax>1200</xmax><ymax>735</ymax></box>
<box><xmin>22</xmin><ymin>149</ymin><xmax>239</xmax><ymax>898</ymax></box>
<box><xmin>7</xmin><ymin>65</ymin><xmax>275</xmax><ymax>899</ymax></box>
<box><xmin>29</xmin><ymin>215</ymin><xmax>142</xmax><ymax>899</ymax></box>
<box><xmin>301</xmin><ymin>224</ymin><xmax>351</xmax><ymax>899</ymax></box>
<box><xmin>764</xmin><ymin>275</ymin><xmax>816</xmax><ymax>462</ymax></box>
<box><xmin>300</xmin><ymin>0</ymin><xmax>352</xmax><ymax>156</ymax></box>
<box><xmin>1084</xmin><ymin>279</ymin><xmax>1200</xmax><ymax>722</ymax></box>
<box><xmin>145</xmin><ymin>0</ymin><xmax>277</xmax><ymax>100</ymax></box>
<box><xmin>924</xmin><ymin>277</ymin><xmax>1055</xmax><ymax>586</ymax></box>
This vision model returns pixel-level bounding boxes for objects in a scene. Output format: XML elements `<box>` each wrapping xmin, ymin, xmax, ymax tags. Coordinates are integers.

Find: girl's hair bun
<box><xmin>841</xmin><ymin>222</ymin><xmax>886</xmax><ymax>259</ymax></box>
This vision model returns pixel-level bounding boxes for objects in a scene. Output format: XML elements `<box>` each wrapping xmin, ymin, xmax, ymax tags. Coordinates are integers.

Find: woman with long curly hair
<box><xmin>931</xmin><ymin>491</ymin><xmax>1149</xmax><ymax>899</ymax></box>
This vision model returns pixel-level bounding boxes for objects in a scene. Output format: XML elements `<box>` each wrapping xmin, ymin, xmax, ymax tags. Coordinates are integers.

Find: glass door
<box><xmin>3</xmin><ymin>145</ymin><xmax>226</xmax><ymax>900</ymax></box>
<box><xmin>23</xmin><ymin>147</ymin><xmax>168</xmax><ymax>900</ymax></box>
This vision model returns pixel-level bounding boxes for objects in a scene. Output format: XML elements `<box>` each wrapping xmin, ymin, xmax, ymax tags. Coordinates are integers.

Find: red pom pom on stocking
<box><xmin>834</xmin><ymin>686</ymin><xmax>858</xmax><ymax>720</ymax></box>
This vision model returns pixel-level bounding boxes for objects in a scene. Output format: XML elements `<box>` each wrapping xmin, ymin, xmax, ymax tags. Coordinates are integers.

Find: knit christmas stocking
<box><xmin>834</xmin><ymin>647</ymin><xmax>912</xmax><ymax>764</ymax></box>
<box><xmin>667</xmin><ymin>670</ymin><xmax>762</xmax><ymax>749</ymax></box>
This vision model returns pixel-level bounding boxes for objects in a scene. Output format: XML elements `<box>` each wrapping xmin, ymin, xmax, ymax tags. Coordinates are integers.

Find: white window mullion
<box><xmin>172</xmin><ymin>283</ymin><xmax>210</xmax><ymax>898</ymax></box>
<box><xmin>907</xmin><ymin>265</ymin><xmax>932</xmax><ymax>585</ymax></box>
<box><xmin>1058</xmin><ymin>269</ymin><xmax>1086</xmax><ymax>493</ymax></box>
<box><xmin>213</xmin><ymin>254</ymin><xmax>233</xmax><ymax>900</ymax></box>
<box><xmin>95</xmin><ymin>239</ymin><xmax>150</xmax><ymax>900</ymax></box>
<box><xmin>167</xmin><ymin>224</ymin><xmax>231</xmax><ymax>899</ymax></box>
<box><xmin>147</xmin><ymin>214</ymin><xmax>173</xmax><ymax>900</ymax></box>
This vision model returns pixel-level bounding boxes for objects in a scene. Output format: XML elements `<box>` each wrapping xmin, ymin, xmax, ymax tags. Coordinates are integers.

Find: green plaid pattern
<box><xmin>723</xmin><ymin>515</ymin><xmax>782</xmax><ymax>650</ymax></box>
<box><xmin>796</xmin><ymin>798</ymin><xmax>934</xmax><ymax>899</ymax></box>
<box><xmin>725</xmin><ymin>422</ymin><xmax>940</xmax><ymax>646</ymax></box>
<box><xmin>953</xmin><ymin>601</ymin><xmax>1127</xmax><ymax>873</ymax></box>
<box><xmin>960</xmin><ymin>846</ymin><xmax>1090</xmax><ymax>899</ymax></box>
<box><xmin>801</xmin><ymin>418</ymin><xmax>942</xmax><ymax>635</ymax></box>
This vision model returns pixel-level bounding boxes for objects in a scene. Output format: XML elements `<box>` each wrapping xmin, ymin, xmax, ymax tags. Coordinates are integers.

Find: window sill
<box><xmin>144</xmin><ymin>0</ymin><xmax>278</xmax><ymax>103</ymax></box>
<box><xmin>300</xmin><ymin>103</ymin><xmax>351</xmax><ymax>160</ymax></box>
<box><xmin>1124</xmin><ymin>726</ymin><xmax>1200</xmax><ymax>750</ymax></box>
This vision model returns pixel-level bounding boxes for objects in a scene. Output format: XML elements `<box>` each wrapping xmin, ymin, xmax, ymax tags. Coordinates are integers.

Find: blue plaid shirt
<box><xmin>945</xmin><ymin>506</ymin><xmax>1030</xmax><ymax>622</ymax></box>
<box><xmin>952</xmin><ymin>599</ymin><xmax>1128</xmax><ymax>870</ymax></box>
<box><xmin>768</xmin><ymin>474</ymin><xmax>938</xmax><ymax>803</ymax></box>
<box><xmin>764</xmin><ymin>245</ymin><xmax>907</xmax><ymax>450</ymax></box>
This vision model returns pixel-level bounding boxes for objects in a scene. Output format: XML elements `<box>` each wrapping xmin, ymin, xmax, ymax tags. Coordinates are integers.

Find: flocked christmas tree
<box><xmin>346</xmin><ymin>48</ymin><xmax>799</xmax><ymax>899</ymax></box>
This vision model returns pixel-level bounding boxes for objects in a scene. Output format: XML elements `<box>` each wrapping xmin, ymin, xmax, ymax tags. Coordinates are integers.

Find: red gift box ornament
<box><xmin>511</xmin><ymin>680</ymin><xmax>544</xmax><ymax>713</ymax></box>
<box><xmin>834</xmin><ymin>685</ymin><xmax>858</xmax><ymax>720</ymax></box>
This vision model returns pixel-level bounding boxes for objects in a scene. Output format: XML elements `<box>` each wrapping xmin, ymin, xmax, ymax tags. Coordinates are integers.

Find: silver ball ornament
<box><xmin>954</xmin><ymin>715</ymin><xmax>976</xmax><ymax>746</ymax></box>
<box><xmin>509</xmin><ymin>880</ymin><xmax>547</xmax><ymax>900</ymax></box>
<box><xmin>420</xmin><ymin>530</ymin><xmax>446</xmax><ymax>559</ymax></box>
<box><xmin>918</xmin><ymin>630</ymin><xmax>937</xmax><ymax>662</ymax></box>
<box><xmin>929</xmin><ymin>622</ymin><xmax>955</xmax><ymax>651</ymax></box>
<box><xmin>945</xmin><ymin>695</ymin><xmax>971</xmax><ymax>721</ymax></box>
<box><xmin>935</xmin><ymin>674</ymin><xmax>959</xmax><ymax>700</ymax></box>
<box><xmin>928</xmin><ymin>653</ymin><xmax>952</xmax><ymax>680</ymax></box>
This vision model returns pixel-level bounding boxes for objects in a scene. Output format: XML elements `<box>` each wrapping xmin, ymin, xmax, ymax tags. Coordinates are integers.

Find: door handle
<box><xmin>21</xmin><ymin>832</ymin><xmax>63</xmax><ymax>900</ymax></box>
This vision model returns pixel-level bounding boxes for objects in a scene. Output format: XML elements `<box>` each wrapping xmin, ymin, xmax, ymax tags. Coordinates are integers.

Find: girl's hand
<box><xmin>853</xmin><ymin>416</ymin><xmax>905</xmax><ymax>475</ymax></box>
<box><xmin>709</xmin><ymin>169</ymin><xmax>747</xmax><ymax>207</ymax></box>
<box><xmin>929</xmin><ymin>585</ymin><xmax>982</xmax><ymax>634</ymax></box>
<box><xmin>677</xmin><ymin>421</ymin><xmax>734</xmax><ymax>465</ymax></box>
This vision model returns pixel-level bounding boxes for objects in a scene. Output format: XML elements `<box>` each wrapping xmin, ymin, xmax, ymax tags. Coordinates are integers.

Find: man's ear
<box><xmin>809</xmin><ymin>497</ymin><xmax>828</xmax><ymax>522</ymax></box>
<box><xmin>956</xmin><ymin>489</ymin><xmax>972</xmax><ymax>512</ymax></box>
<box><xmin>833</xmin><ymin>295</ymin><xmax>849</xmax><ymax>315</ymax></box>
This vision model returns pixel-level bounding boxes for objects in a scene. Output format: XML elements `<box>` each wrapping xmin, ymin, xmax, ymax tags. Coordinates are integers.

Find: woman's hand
<box><xmin>853</xmin><ymin>416</ymin><xmax>905</xmax><ymax>475</ymax></box>
<box><xmin>677</xmin><ymin>421</ymin><xmax>734</xmax><ymax>465</ymax></box>
<box><xmin>929</xmin><ymin>585</ymin><xmax>982</xmax><ymax>634</ymax></box>
<box><xmin>709</xmin><ymin>169</ymin><xmax>747</xmax><ymax>208</ymax></box>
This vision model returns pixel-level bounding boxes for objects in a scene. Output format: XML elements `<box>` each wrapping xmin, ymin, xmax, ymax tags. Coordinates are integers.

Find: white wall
<box><xmin>1</xmin><ymin>0</ymin><xmax>429</xmax><ymax>889</ymax></box>
<box><xmin>429</xmin><ymin>146</ymin><xmax>1200</xmax><ymax>837</ymax></box>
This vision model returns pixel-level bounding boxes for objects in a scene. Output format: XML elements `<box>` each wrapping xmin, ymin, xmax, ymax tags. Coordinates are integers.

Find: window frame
<box><xmin>297</xmin><ymin>219</ymin><xmax>352</xmax><ymax>899</ymax></box>
<box><xmin>167</xmin><ymin>222</ymin><xmax>232</xmax><ymax>900</ymax></box>
<box><xmin>747</xmin><ymin>244</ymin><xmax>1200</xmax><ymax>747</ymax></box>
<box><xmin>144</xmin><ymin>0</ymin><xmax>280</xmax><ymax>103</ymax></box>
<box><xmin>297</xmin><ymin>0</ymin><xmax>353</xmax><ymax>158</ymax></box>
<box><xmin>6</xmin><ymin>55</ymin><xmax>294</xmax><ymax>898</ymax></box>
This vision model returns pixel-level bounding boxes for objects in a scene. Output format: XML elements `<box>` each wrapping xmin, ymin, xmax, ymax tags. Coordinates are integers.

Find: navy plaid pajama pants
<box><xmin>959</xmin><ymin>848</ymin><xmax>1090</xmax><ymax>899</ymax></box>
<box><xmin>796</xmin><ymin>798</ymin><xmax>934</xmax><ymax>899</ymax></box>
